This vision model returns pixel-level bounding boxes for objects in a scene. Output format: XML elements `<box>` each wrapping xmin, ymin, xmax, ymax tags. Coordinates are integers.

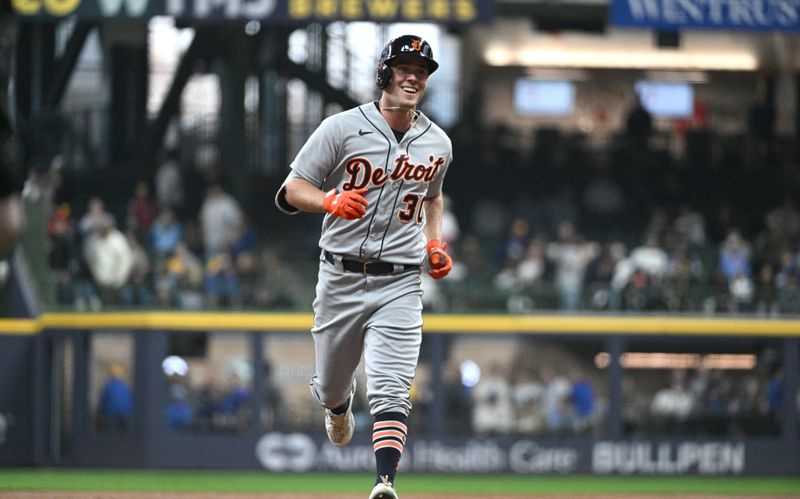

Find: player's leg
<box><xmin>363</xmin><ymin>271</ymin><xmax>423</xmax><ymax>496</ymax></box>
<box><xmin>309</xmin><ymin>261</ymin><xmax>367</xmax><ymax>445</ymax></box>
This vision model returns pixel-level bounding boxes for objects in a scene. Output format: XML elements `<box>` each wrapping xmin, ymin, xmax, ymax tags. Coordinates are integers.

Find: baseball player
<box><xmin>275</xmin><ymin>34</ymin><xmax>453</xmax><ymax>499</ymax></box>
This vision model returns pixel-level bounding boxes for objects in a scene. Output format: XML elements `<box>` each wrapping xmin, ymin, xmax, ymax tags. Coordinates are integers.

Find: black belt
<box><xmin>323</xmin><ymin>250</ymin><xmax>419</xmax><ymax>275</ymax></box>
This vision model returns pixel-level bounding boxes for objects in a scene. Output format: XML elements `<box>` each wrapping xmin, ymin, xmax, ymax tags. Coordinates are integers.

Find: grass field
<box><xmin>0</xmin><ymin>469</ymin><xmax>798</xmax><ymax>496</ymax></box>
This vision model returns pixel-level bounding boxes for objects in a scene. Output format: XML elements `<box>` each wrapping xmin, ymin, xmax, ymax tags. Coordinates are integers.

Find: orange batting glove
<box><xmin>322</xmin><ymin>188</ymin><xmax>368</xmax><ymax>220</ymax></box>
<box><xmin>426</xmin><ymin>239</ymin><xmax>452</xmax><ymax>280</ymax></box>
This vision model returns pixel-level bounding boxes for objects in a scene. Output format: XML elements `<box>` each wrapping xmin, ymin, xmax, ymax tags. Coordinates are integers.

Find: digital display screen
<box><xmin>514</xmin><ymin>79</ymin><xmax>575</xmax><ymax>116</ymax></box>
<box><xmin>635</xmin><ymin>81</ymin><xmax>694</xmax><ymax>118</ymax></box>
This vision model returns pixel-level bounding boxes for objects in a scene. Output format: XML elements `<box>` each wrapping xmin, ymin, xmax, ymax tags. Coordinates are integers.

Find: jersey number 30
<box><xmin>397</xmin><ymin>193</ymin><xmax>424</xmax><ymax>224</ymax></box>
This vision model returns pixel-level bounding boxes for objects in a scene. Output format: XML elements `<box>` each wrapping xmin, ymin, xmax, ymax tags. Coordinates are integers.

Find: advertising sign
<box><xmin>611</xmin><ymin>0</ymin><xmax>800</xmax><ymax>31</ymax></box>
<box><xmin>255</xmin><ymin>433</ymin><xmax>757</xmax><ymax>475</ymax></box>
<box><xmin>12</xmin><ymin>0</ymin><xmax>494</xmax><ymax>24</ymax></box>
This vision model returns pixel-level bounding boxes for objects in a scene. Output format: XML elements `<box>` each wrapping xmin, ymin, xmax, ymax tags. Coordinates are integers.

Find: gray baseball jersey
<box><xmin>276</xmin><ymin>102</ymin><xmax>452</xmax><ymax>264</ymax></box>
<box><xmin>275</xmin><ymin>101</ymin><xmax>452</xmax><ymax>418</ymax></box>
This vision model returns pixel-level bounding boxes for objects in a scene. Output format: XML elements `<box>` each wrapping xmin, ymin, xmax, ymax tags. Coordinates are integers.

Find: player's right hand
<box><xmin>322</xmin><ymin>188</ymin><xmax>368</xmax><ymax>220</ymax></box>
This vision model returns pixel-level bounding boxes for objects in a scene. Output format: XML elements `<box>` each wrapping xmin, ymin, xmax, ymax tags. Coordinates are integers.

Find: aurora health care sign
<box><xmin>255</xmin><ymin>434</ymin><xmax>751</xmax><ymax>475</ymax></box>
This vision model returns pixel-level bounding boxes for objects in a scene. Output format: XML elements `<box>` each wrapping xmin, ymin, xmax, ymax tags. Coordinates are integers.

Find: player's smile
<box><xmin>388</xmin><ymin>59</ymin><xmax>428</xmax><ymax>106</ymax></box>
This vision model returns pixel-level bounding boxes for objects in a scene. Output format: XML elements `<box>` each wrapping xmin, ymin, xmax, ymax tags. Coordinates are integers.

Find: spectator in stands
<box><xmin>719</xmin><ymin>229</ymin><xmax>752</xmax><ymax>282</ymax></box>
<box><xmin>84</xmin><ymin>215</ymin><xmax>134</xmax><ymax>307</ymax></box>
<box><xmin>774</xmin><ymin>250</ymin><xmax>800</xmax><ymax>313</ymax></box>
<box><xmin>567</xmin><ymin>368</ymin><xmax>595</xmax><ymax>434</ymax></box>
<box><xmin>121</xmin><ymin>228</ymin><xmax>154</xmax><ymax>306</ymax></box>
<box><xmin>546</xmin><ymin>221</ymin><xmax>598</xmax><ymax>311</ymax></box>
<box><xmin>97</xmin><ymin>363</ymin><xmax>133</xmax><ymax>431</ymax></box>
<box><xmin>79</xmin><ymin>197</ymin><xmax>116</xmax><ymax>241</ymax></box>
<box><xmin>204</xmin><ymin>249</ymin><xmax>238</xmax><ymax>308</ymax></box>
<box><xmin>443</xmin><ymin>362</ymin><xmax>473</xmax><ymax>435</ymax></box>
<box><xmin>511</xmin><ymin>365</ymin><xmax>544</xmax><ymax>434</ymax></box>
<box><xmin>165</xmin><ymin>381</ymin><xmax>193</xmax><ymax>430</ymax></box>
<box><xmin>540</xmin><ymin>365</ymin><xmax>572</xmax><ymax>433</ymax></box>
<box><xmin>155</xmin><ymin>150</ymin><xmax>184</xmax><ymax>214</ymax></box>
<box><xmin>472</xmin><ymin>363</ymin><xmax>514</xmax><ymax>435</ymax></box>
<box><xmin>767</xmin><ymin>367</ymin><xmax>784</xmax><ymax>418</ymax></box>
<box><xmin>251</xmin><ymin>248</ymin><xmax>296</xmax><ymax>310</ymax></box>
<box><xmin>612</xmin><ymin>234</ymin><xmax>669</xmax><ymax>310</ymax></box>
<box><xmin>754</xmin><ymin>262</ymin><xmax>779</xmax><ymax>316</ymax></box>
<box><xmin>719</xmin><ymin>229</ymin><xmax>754</xmax><ymax>310</ymax></box>
<box><xmin>502</xmin><ymin>217</ymin><xmax>530</xmax><ymax>268</ymax></box>
<box><xmin>215</xmin><ymin>370</ymin><xmax>250</xmax><ymax>432</ymax></box>
<box><xmin>234</xmin><ymin>248</ymin><xmax>260</xmax><ymax>308</ymax></box>
<box><xmin>649</xmin><ymin>369</ymin><xmax>694</xmax><ymax>434</ymax></box>
<box><xmin>126</xmin><ymin>181</ymin><xmax>158</xmax><ymax>244</ymax></box>
<box><xmin>728</xmin><ymin>375</ymin><xmax>767</xmax><ymax>436</ymax></box>
<box><xmin>664</xmin><ymin>241</ymin><xmax>705</xmax><ymax>311</ymax></box>
<box><xmin>199</xmin><ymin>184</ymin><xmax>243</xmax><ymax>258</ymax></box>
<box><xmin>494</xmin><ymin>236</ymin><xmax>546</xmax><ymax>296</ymax></box>
<box><xmin>585</xmin><ymin>241</ymin><xmax>625</xmax><ymax>310</ymax></box>
<box><xmin>48</xmin><ymin>202</ymin><xmax>79</xmax><ymax>305</ymax></box>
<box><xmin>756</xmin><ymin>197</ymin><xmax>800</xmax><ymax>265</ymax></box>
<box><xmin>156</xmin><ymin>240</ymin><xmax>203</xmax><ymax>308</ymax></box>
<box><xmin>673</xmin><ymin>204</ymin><xmax>707</xmax><ymax>249</ymax></box>
<box><xmin>150</xmin><ymin>207</ymin><xmax>183</xmax><ymax>263</ymax></box>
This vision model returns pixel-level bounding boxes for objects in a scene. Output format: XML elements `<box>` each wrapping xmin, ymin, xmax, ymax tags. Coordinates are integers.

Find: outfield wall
<box><xmin>0</xmin><ymin>312</ymin><xmax>797</xmax><ymax>475</ymax></box>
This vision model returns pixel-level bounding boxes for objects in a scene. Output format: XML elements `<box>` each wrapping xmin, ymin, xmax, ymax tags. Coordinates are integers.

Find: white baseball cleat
<box><xmin>325</xmin><ymin>378</ymin><xmax>356</xmax><ymax>447</ymax></box>
<box><xmin>369</xmin><ymin>482</ymin><xmax>399</xmax><ymax>499</ymax></box>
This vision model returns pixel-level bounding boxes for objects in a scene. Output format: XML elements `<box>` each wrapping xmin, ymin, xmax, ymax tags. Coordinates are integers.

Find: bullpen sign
<box><xmin>12</xmin><ymin>0</ymin><xmax>493</xmax><ymax>24</ymax></box>
<box><xmin>611</xmin><ymin>0</ymin><xmax>800</xmax><ymax>31</ymax></box>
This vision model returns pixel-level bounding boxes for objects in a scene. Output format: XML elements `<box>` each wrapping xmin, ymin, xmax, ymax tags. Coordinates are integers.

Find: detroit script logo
<box><xmin>342</xmin><ymin>154</ymin><xmax>445</xmax><ymax>190</ymax></box>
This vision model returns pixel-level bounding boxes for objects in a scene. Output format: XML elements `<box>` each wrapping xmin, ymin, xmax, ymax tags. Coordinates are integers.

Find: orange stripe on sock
<box><xmin>373</xmin><ymin>420</ymin><xmax>408</xmax><ymax>433</ymax></box>
<box><xmin>372</xmin><ymin>430</ymin><xmax>406</xmax><ymax>443</ymax></box>
<box><xmin>373</xmin><ymin>440</ymin><xmax>404</xmax><ymax>453</ymax></box>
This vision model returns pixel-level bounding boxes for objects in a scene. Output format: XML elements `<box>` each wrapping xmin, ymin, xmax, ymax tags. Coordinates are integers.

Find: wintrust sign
<box><xmin>611</xmin><ymin>0</ymin><xmax>800</xmax><ymax>31</ymax></box>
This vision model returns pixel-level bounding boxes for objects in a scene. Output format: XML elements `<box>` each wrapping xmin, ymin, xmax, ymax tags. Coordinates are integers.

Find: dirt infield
<box><xmin>0</xmin><ymin>493</ymin><xmax>789</xmax><ymax>498</ymax></box>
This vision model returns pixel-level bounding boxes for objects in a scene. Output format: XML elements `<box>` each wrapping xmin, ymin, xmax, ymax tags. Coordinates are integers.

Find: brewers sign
<box><xmin>12</xmin><ymin>0</ymin><xmax>493</xmax><ymax>24</ymax></box>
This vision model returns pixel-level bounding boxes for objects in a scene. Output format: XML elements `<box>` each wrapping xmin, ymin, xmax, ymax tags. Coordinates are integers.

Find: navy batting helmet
<box><xmin>376</xmin><ymin>35</ymin><xmax>439</xmax><ymax>90</ymax></box>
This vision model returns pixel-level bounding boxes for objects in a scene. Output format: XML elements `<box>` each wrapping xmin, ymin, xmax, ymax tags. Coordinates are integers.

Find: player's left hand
<box><xmin>426</xmin><ymin>239</ymin><xmax>452</xmax><ymax>280</ymax></box>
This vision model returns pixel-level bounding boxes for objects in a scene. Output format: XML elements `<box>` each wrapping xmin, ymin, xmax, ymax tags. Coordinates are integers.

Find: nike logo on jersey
<box><xmin>358</xmin><ymin>129</ymin><xmax>373</xmax><ymax>136</ymax></box>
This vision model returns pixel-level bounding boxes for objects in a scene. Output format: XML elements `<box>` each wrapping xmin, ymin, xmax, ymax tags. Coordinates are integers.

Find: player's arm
<box><xmin>283</xmin><ymin>178</ymin><xmax>327</xmax><ymax>213</ymax></box>
<box><xmin>422</xmin><ymin>193</ymin><xmax>444</xmax><ymax>242</ymax></box>
<box><xmin>423</xmin><ymin>194</ymin><xmax>452</xmax><ymax>279</ymax></box>
<box><xmin>284</xmin><ymin>178</ymin><xmax>368</xmax><ymax>220</ymax></box>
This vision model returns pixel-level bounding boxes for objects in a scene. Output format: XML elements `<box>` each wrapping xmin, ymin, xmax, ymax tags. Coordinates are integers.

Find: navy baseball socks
<box><xmin>372</xmin><ymin>412</ymin><xmax>407</xmax><ymax>488</ymax></box>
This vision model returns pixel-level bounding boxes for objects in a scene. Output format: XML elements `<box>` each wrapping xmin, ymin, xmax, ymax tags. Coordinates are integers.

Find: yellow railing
<box><xmin>2</xmin><ymin>312</ymin><xmax>800</xmax><ymax>336</ymax></box>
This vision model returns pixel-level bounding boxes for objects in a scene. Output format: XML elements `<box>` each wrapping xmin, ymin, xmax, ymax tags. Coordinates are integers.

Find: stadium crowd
<box><xmin>92</xmin><ymin>354</ymin><xmax>787</xmax><ymax>439</ymax></box>
<box><xmin>9</xmin><ymin>88</ymin><xmax>799</xmax><ymax>318</ymax></box>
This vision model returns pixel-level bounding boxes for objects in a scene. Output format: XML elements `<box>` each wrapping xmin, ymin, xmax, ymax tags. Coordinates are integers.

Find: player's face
<box><xmin>385</xmin><ymin>57</ymin><xmax>429</xmax><ymax>107</ymax></box>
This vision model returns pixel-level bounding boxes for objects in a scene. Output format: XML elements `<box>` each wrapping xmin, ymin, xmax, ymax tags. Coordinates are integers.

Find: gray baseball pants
<box><xmin>308</xmin><ymin>253</ymin><xmax>423</xmax><ymax>417</ymax></box>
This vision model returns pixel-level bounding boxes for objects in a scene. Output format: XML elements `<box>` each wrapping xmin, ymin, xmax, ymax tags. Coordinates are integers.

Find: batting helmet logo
<box><xmin>376</xmin><ymin>35</ymin><xmax>438</xmax><ymax>90</ymax></box>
